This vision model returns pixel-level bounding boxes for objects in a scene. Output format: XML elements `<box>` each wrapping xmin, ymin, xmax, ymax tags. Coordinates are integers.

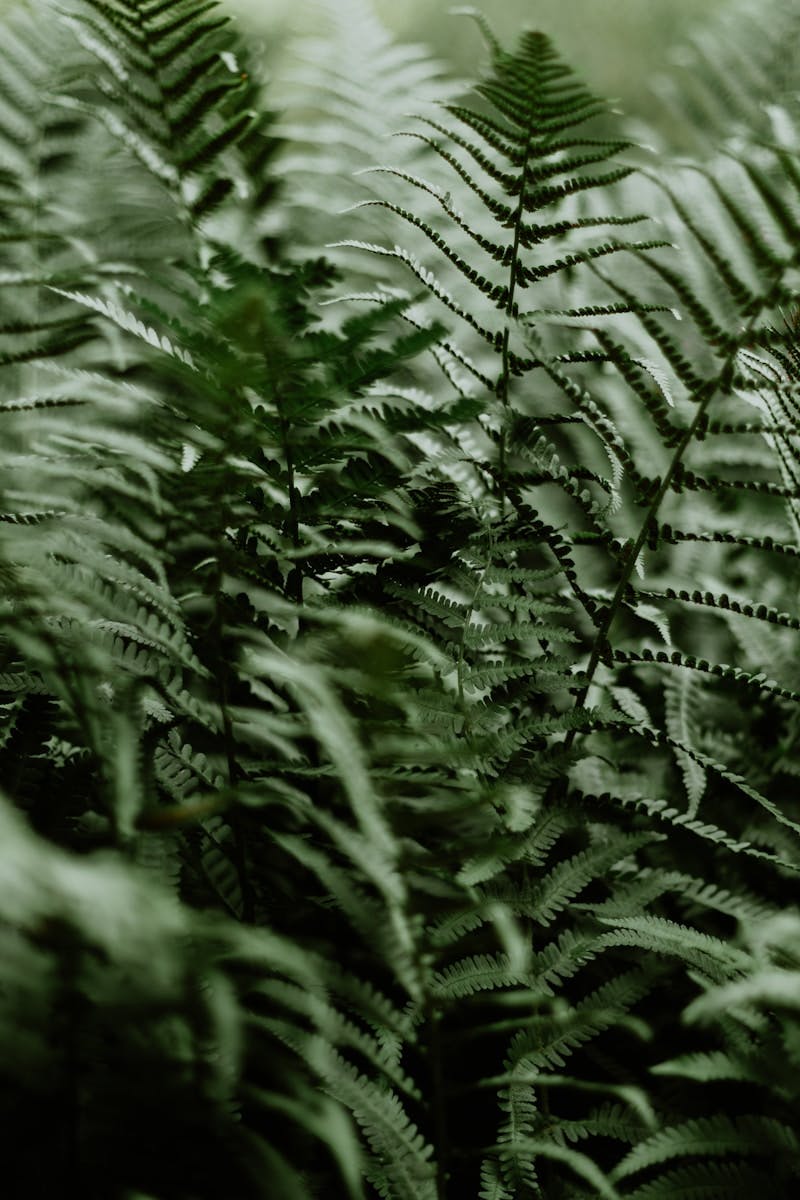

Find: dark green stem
<box><xmin>427</xmin><ymin>998</ymin><xmax>450</xmax><ymax>1200</ymax></box>
<box><xmin>497</xmin><ymin>134</ymin><xmax>532</xmax><ymax>508</ymax></box>
<box><xmin>566</xmin><ymin>305</ymin><xmax>776</xmax><ymax>745</ymax></box>
<box><xmin>275</xmin><ymin>391</ymin><xmax>303</xmax><ymax>606</ymax></box>
<box><xmin>212</xmin><ymin>558</ymin><xmax>254</xmax><ymax>921</ymax></box>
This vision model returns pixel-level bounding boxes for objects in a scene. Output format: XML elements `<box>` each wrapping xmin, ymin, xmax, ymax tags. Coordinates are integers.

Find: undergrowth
<box><xmin>2</xmin><ymin>1</ymin><xmax>800</xmax><ymax>1197</ymax></box>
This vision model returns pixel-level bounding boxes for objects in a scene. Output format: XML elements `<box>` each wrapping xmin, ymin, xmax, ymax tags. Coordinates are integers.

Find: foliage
<box><xmin>2</xmin><ymin>0</ymin><xmax>800</xmax><ymax>1197</ymax></box>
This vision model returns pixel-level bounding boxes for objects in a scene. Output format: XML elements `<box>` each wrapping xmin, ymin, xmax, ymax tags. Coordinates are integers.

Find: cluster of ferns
<box><xmin>4</xmin><ymin>0</ymin><xmax>800</xmax><ymax>1196</ymax></box>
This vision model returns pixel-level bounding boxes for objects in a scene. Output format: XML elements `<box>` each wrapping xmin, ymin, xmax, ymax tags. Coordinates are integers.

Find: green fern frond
<box><xmin>610</xmin><ymin>1114</ymin><xmax>800</xmax><ymax>1182</ymax></box>
<box><xmin>651</xmin><ymin>1048</ymin><xmax>756</xmax><ymax>1085</ymax></box>
<box><xmin>623</xmin><ymin>1160</ymin><xmax>776</xmax><ymax>1199</ymax></box>
<box><xmin>597</xmin><ymin>915</ymin><xmax>750</xmax><ymax>983</ymax></box>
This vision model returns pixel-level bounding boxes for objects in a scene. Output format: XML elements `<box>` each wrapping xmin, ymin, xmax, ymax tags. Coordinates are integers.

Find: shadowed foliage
<box><xmin>2</xmin><ymin>2</ymin><xmax>800</xmax><ymax>1198</ymax></box>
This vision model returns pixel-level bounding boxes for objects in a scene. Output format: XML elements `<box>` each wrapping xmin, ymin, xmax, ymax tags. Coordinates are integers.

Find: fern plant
<box><xmin>3</xmin><ymin>1</ymin><xmax>800</xmax><ymax>1198</ymax></box>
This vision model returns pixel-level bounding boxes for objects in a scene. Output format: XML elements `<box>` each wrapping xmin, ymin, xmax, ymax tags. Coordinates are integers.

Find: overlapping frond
<box><xmin>3</xmin><ymin>1</ymin><xmax>800</xmax><ymax>1198</ymax></box>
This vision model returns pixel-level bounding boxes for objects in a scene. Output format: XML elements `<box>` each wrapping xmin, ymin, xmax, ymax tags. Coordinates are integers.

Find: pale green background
<box><xmin>227</xmin><ymin>0</ymin><xmax>731</xmax><ymax>119</ymax></box>
<box><xmin>0</xmin><ymin>0</ymin><xmax>733</xmax><ymax>121</ymax></box>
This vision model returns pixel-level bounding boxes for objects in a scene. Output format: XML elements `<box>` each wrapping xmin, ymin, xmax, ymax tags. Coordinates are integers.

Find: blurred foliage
<box><xmin>4</xmin><ymin>0</ymin><xmax>800</xmax><ymax>1196</ymax></box>
<box><xmin>227</xmin><ymin>0</ymin><xmax>732</xmax><ymax>130</ymax></box>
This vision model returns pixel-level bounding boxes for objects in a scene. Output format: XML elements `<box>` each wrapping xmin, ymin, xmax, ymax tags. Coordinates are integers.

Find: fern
<box><xmin>3</xmin><ymin>1</ymin><xmax>800</xmax><ymax>1197</ymax></box>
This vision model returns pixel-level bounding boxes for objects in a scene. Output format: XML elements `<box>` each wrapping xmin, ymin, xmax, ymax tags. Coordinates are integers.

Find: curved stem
<box><xmin>566</xmin><ymin>281</ymin><xmax>787</xmax><ymax>744</ymax></box>
<box><xmin>568</xmin><ymin>380</ymin><xmax>721</xmax><ymax>727</ymax></box>
<box><xmin>497</xmin><ymin>135</ymin><xmax>532</xmax><ymax>508</ymax></box>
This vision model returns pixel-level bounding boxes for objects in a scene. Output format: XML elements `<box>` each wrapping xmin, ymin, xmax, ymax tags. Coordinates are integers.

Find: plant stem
<box><xmin>497</xmin><ymin>134</ymin><xmax>532</xmax><ymax>509</ymax></box>
<box><xmin>275</xmin><ymin>390</ymin><xmax>303</xmax><ymax>606</ymax></box>
<box><xmin>566</xmin><ymin>293</ymin><xmax>780</xmax><ymax>741</ymax></box>
<box><xmin>427</xmin><ymin>998</ymin><xmax>450</xmax><ymax>1200</ymax></box>
<box><xmin>212</xmin><ymin>557</ymin><xmax>254</xmax><ymax>921</ymax></box>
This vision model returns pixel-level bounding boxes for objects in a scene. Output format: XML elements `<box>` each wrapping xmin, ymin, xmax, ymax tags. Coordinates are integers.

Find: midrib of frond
<box><xmin>496</xmin><ymin>129</ymin><xmax>530</xmax><ymax>497</ymax></box>
<box><xmin>496</xmin><ymin>47</ymin><xmax>567</xmax><ymax>498</ymax></box>
<box><xmin>565</xmin><ymin>266</ymin><xmax>797</xmax><ymax>736</ymax></box>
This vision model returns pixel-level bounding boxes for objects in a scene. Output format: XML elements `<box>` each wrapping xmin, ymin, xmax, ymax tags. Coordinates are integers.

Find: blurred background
<box><xmin>0</xmin><ymin>0</ymin><xmax>738</xmax><ymax>123</ymax></box>
<box><xmin>227</xmin><ymin>0</ymin><xmax>733</xmax><ymax>122</ymax></box>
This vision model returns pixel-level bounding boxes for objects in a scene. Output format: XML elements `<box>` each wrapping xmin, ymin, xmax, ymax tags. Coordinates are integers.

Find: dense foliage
<box><xmin>3</xmin><ymin>1</ymin><xmax>800</xmax><ymax>1197</ymax></box>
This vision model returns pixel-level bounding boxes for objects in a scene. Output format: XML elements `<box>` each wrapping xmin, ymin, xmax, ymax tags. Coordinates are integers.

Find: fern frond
<box><xmin>610</xmin><ymin>1114</ymin><xmax>799</xmax><ymax>1182</ymax></box>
